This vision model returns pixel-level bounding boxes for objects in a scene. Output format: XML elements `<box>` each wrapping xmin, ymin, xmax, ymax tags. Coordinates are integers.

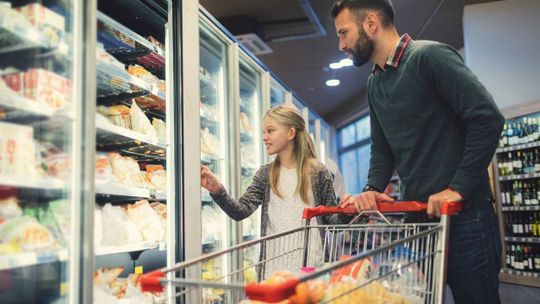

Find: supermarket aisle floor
<box><xmin>444</xmin><ymin>284</ymin><xmax>540</xmax><ymax>303</ymax></box>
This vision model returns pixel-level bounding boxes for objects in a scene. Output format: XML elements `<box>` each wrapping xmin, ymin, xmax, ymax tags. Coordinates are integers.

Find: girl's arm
<box><xmin>209</xmin><ymin>166</ymin><xmax>266</xmax><ymax>221</ymax></box>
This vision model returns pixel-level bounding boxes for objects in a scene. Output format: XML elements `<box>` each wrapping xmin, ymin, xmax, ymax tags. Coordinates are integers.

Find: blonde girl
<box><xmin>201</xmin><ymin>105</ymin><xmax>347</xmax><ymax>275</ymax></box>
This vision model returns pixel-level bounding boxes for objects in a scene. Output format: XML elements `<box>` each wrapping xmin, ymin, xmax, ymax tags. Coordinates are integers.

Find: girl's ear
<box><xmin>287</xmin><ymin>127</ymin><xmax>296</xmax><ymax>140</ymax></box>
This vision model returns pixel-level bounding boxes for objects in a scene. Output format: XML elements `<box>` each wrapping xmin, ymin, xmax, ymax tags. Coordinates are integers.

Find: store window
<box><xmin>338</xmin><ymin>115</ymin><xmax>371</xmax><ymax>194</ymax></box>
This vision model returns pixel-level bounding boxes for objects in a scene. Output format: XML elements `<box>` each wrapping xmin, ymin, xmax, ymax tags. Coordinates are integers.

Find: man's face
<box><xmin>335</xmin><ymin>9</ymin><xmax>374</xmax><ymax>67</ymax></box>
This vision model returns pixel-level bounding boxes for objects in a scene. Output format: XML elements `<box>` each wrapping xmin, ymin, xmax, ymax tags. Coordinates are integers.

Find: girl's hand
<box><xmin>201</xmin><ymin>165</ymin><xmax>222</xmax><ymax>194</ymax></box>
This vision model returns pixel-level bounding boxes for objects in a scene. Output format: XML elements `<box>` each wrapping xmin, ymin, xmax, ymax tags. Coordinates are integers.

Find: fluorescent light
<box><xmin>340</xmin><ymin>58</ymin><xmax>353</xmax><ymax>67</ymax></box>
<box><xmin>329</xmin><ymin>62</ymin><xmax>342</xmax><ymax>69</ymax></box>
<box><xmin>326</xmin><ymin>79</ymin><xmax>340</xmax><ymax>87</ymax></box>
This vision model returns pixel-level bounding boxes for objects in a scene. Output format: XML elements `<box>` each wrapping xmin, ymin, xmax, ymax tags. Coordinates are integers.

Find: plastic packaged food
<box><xmin>125</xmin><ymin>200</ymin><xmax>163</xmax><ymax>242</ymax></box>
<box><xmin>130</xmin><ymin>101</ymin><xmax>157</xmax><ymax>140</ymax></box>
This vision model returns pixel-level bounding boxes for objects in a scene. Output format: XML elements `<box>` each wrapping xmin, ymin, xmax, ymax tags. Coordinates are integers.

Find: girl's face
<box><xmin>262</xmin><ymin>117</ymin><xmax>295</xmax><ymax>155</ymax></box>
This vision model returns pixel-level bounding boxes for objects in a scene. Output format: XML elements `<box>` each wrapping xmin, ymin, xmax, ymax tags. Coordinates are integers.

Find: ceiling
<box><xmin>200</xmin><ymin>0</ymin><xmax>499</xmax><ymax>125</ymax></box>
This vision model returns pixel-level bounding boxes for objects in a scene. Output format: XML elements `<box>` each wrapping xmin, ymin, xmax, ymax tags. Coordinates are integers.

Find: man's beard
<box><xmin>350</xmin><ymin>27</ymin><xmax>374</xmax><ymax>67</ymax></box>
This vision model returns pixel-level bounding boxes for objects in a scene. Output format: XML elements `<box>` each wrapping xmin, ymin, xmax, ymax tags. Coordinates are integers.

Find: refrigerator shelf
<box><xmin>0</xmin><ymin>249</ymin><xmax>68</xmax><ymax>271</ymax></box>
<box><xmin>504</xmin><ymin>236</ymin><xmax>540</xmax><ymax>244</ymax></box>
<box><xmin>501</xmin><ymin>205</ymin><xmax>540</xmax><ymax>211</ymax></box>
<box><xmin>95</xmin><ymin>180</ymin><xmax>166</xmax><ymax>200</ymax></box>
<box><xmin>0</xmin><ymin>14</ymin><xmax>49</xmax><ymax>55</ymax></box>
<box><xmin>96</xmin><ymin>119</ymin><xmax>166</xmax><ymax>160</ymax></box>
<box><xmin>95</xmin><ymin>241</ymin><xmax>166</xmax><ymax>256</ymax></box>
<box><xmin>97</xmin><ymin>61</ymin><xmax>165</xmax><ymax>102</ymax></box>
<box><xmin>0</xmin><ymin>175</ymin><xmax>66</xmax><ymax>190</ymax></box>
<box><xmin>97</xmin><ymin>12</ymin><xmax>165</xmax><ymax>73</ymax></box>
<box><xmin>0</xmin><ymin>87</ymin><xmax>74</xmax><ymax>123</ymax></box>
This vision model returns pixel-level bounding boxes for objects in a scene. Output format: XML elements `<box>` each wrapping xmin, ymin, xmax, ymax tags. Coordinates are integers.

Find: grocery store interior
<box><xmin>0</xmin><ymin>0</ymin><xmax>539</xmax><ymax>303</ymax></box>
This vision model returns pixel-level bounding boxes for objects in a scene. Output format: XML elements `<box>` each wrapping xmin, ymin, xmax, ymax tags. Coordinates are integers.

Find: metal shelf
<box><xmin>96</xmin><ymin>119</ymin><xmax>166</xmax><ymax>161</ymax></box>
<box><xmin>95</xmin><ymin>241</ymin><xmax>166</xmax><ymax>256</ymax></box>
<box><xmin>499</xmin><ymin>173</ymin><xmax>540</xmax><ymax>181</ymax></box>
<box><xmin>97</xmin><ymin>61</ymin><xmax>165</xmax><ymax>101</ymax></box>
<box><xmin>95</xmin><ymin>180</ymin><xmax>166</xmax><ymax>200</ymax></box>
<box><xmin>0</xmin><ymin>175</ymin><xmax>66</xmax><ymax>190</ymax></box>
<box><xmin>0</xmin><ymin>249</ymin><xmax>68</xmax><ymax>271</ymax></box>
<box><xmin>497</xmin><ymin>142</ymin><xmax>540</xmax><ymax>154</ymax></box>
<box><xmin>500</xmin><ymin>269</ymin><xmax>540</xmax><ymax>288</ymax></box>
<box><xmin>504</xmin><ymin>237</ymin><xmax>540</xmax><ymax>244</ymax></box>
<box><xmin>0</xmin><ymin>12</ymin><xmax>49</xmax><ymax>55</ymax></box>
<box><xmin>97</xmin><ymin>12</ymin><xmax>165</xmax><ymax>73</ymax></box>
<box><xmin>501</xmin><ymin>205</ymin><xmax>540</xmax><ymax>211</ymax></box>
<box><xmin>0</xmin><ymin>87</ymin><xmax>74</xmax><ymax>123</ymax></box>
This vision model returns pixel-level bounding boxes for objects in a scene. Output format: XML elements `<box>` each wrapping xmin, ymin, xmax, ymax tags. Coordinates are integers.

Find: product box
<box><xmin>1</xmin><ymin>72</ymin><xmax>24</xmax><ymax>96</ymax></box>
<box><xmin>16</xmin><ymin>3</ymin><xmax>65</xmax><ymax>46</ymax></box>
<box><xmin>24</xmin><ymin>68</ymin><xmax>71</xmax><ymax>110</ymax></box>
<box><xmin>0</xmin><ymin>121</ymin><xmax>35</xmax><ymax>178</ymax></box>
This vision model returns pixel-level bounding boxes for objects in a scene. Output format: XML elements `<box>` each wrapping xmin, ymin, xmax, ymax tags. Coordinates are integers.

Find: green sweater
<box><xmin>367</xmin><ymin>40</ymin><xmax>504</xmax><ymax>204</ymax></box>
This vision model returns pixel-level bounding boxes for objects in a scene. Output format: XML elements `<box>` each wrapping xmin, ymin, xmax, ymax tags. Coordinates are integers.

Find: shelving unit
<box><xmin>95</xmin><ymin>241</ymin><xmax>166</xmax><ymax>256</ymax></box>
<box><xmin>0</xmin><ymin>250</ymin><xmax>69</xmax><ymax>271</ymax></box>
<box><xmin>493</xmin><ymin>110</ymin><xmax>540</xmax><ymax>288</ymax></box>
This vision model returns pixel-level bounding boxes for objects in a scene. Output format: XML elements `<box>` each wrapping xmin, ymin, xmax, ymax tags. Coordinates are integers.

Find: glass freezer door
<box><xmin>270</xmin><ymin>78</ymin><xmax>286</xmax><ymax>108</ymax></box>
<box><xmin>0</xmin><ymin>1</ymin><xmax>76</xmax><ymax>302</ymax></box>
<box><xmin>199</xmin><ymin>20</ymin><xmax>235</xmax><ymax>302</ymax></box>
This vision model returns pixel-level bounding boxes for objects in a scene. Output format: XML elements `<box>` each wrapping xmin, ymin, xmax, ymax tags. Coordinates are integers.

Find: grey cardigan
<box><xmin>210</xmin><ymin>161</ymin><xmax>348</xmax><ymax>238</ymax></box>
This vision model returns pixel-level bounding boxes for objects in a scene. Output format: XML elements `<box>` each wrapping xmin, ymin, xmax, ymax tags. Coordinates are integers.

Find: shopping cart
<box><xmin>141</xmin><ymin>201</ymin><xmax>461</xmax><ymax>304</ymax></box>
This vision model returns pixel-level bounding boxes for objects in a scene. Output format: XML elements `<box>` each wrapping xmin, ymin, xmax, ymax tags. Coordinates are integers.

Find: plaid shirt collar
<box><xmin>372</xmin><ymin>33</ymin><xmax>412</xmax><ymax>74</ymax></box>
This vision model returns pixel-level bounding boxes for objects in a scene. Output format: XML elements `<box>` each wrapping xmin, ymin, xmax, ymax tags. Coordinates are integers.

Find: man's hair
<box><xmin>331</xmin><ymin>0</ymin><xmax>395</xmax><ymax>27</ymax></box>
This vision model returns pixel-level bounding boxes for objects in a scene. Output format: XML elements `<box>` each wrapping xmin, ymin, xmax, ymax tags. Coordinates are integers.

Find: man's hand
<box><xmin>339</xmin><ymin>191</ymin><xmax>394</xmax><ymax>213</ymax></box>
<box><xmin>427</xmin><ymin>188</ymin><xmax>463</xmax><ymax>218</ymax></box>
<box><xmin>201</xmin><ymin>165</ymin><xmax>222</xmax><ymax>194</ymax></box>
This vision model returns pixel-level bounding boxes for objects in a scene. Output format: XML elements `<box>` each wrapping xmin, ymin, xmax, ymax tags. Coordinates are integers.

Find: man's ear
<box><xmin>364</xmin><ymin>11</ymin><xmax>379</xmax><ymax>35</ymax></box>
<box><xmin>288</xmin><ymin>127</ymin><xmax>296</xmax><ymax>140</ymax></box>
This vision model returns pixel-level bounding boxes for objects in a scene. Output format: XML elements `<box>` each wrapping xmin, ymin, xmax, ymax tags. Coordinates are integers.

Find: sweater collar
<box><xmin>372</xmin><ymin>33</ymin><xmax>412</xmax><ymax>74</ymax></box>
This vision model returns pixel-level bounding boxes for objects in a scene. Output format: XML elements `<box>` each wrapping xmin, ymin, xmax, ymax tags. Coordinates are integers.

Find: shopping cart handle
<box><xmin>244</xmin><ymin>277</ymin><xmax>300</xmax><ymax>302</ymax></box>
<box><xmin>140</xmin><ymin>270</ymin><xmax>165</xmax><ymax>292</ymax></box>
<box><xmin>303</xmin><ymin>201</ymin><xmax>462</xmax><ymax>220</ymax></box>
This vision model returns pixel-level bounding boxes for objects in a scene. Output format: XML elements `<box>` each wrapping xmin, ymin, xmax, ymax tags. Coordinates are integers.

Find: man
<box><xmin>331</xmin><ymin>1</ymin><xmax>504</xmax><ymax>303</ymax></box>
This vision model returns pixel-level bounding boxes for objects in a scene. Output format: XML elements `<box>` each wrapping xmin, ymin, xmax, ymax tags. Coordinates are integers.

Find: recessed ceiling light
<box><xmin>329</xmin><ymin>62</ymin><xmax>342</xmax><ymax>69</ymax></box>
<box><xmin>340</xmin><ymin>58</ymin><xmax>353</xmax><ymax>67</ymax></box>
<box><xmin>326</xmin><ymin>79</ymin><xmax>340</xmax><ymax>87</ymax></box>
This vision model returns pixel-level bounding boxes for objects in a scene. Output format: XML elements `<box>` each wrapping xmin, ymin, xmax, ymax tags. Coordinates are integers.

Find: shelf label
<box><xmin>135</xmin><ymin>265</ymin><xmax>143</xmax><ymax>274</ymax></box>
<box><xmin>60</xmin><ymin>282</ymin><xmax>68</xmax><ymax>296</ymax></box>
<box><xmin>159</xmin><ymin>242</ymin><xmax>166</xmax><ymax>251</ymax></box>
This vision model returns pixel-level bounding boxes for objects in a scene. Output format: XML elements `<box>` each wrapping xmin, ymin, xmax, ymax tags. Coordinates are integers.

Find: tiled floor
<box><xmin>444</xmin><ymin>284</ymin><xmax>540</xmax><ymax>303</ymax></box>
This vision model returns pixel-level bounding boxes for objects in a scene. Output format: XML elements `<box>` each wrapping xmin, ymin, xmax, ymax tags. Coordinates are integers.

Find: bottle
<box><xmin>508</xmin><ymin>122</ymin><xmax>515</xmax><ymax>146</ymax></box>
<box><xmin>524</xmin><ymin>183</ymin><xmax>531</xmax><ymax>206</ymax></box>
<box><xmin>534</xmin><ymin>245</ymin><xmax>540</xmax><ymax>272</ymax></box>
<box><xmin>510</xmin><ymin>245</ymin><xmax>516</xmax><ymax>269</ymax></box>
<box><xmin>506</xmin><ymin>245</ymin><xmax>512</xmax><ymax>268</ymax></box>
<box><xmin>500</xmin><ymin>124</ymin><xmax>507</xmax><ymax>147</ymax></box>
<box><xmin>535</xmin><ymin>149</ymin><xmax>540</xmax><ymax>173</ymax></box>
<box><xmin>513</xmin><ymin>151</ymin><xmax>522</xmax><ymax>175</ymax></box>
<box><xmin>506</xmin><ymin>152</ymin><xmax>514</xmax><ymax>176</ymax></box>
<box><xmin>531</xmin><ymin>183</ymin><xmax>539</xmax><ymax>206</ymax></box>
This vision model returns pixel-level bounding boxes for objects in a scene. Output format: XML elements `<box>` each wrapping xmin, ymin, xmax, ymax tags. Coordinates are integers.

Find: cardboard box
<box><xmin>0</xmin><ymin>122</ymin><xmax>35</xmax><ymax>178</ymax></box>
<box><xmin>24</xmin><ymin>68</ymin><xmax>71</xmax><ymax>110</ymax></box>
<box><xmin>16</xmin><ymin>3</ymin><xmax>65</xmax><ymax>47</ymax></box>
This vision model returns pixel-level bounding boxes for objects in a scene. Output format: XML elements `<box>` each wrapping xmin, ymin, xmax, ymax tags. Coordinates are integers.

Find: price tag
<box><xmin>135</xmin><ymin>266</ymin><xmax>143</xmax><ymax>274</ymax></box>
<box><xmin>60</xmin><ymin>282</ymin><xmax>68</xmax><ymax>296</ymax></box>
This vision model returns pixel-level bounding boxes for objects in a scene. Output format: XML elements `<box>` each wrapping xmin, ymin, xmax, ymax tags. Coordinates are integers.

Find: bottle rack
<box><xmin>494</xmin><ymin>110</ymin><xmax>540</xmax><ymax>288</ymax></box>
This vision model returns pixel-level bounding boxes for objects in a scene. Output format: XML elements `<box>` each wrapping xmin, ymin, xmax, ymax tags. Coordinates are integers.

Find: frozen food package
<box><xmin>108</xmin><ymin>153</ymin><xmax>145</xmax><ymax>187</ymax></box>
<box><xmin>16</xmin><ymin>3</ymin><xmax>65</xmax><ymax>47</ymax></box>
<box><xmin>125</xmin><ymin>200</ymin><xmax>163</xmax><ymax>242</ymax></box>
<box><xmin>150</xmin><ymin>202</ymin><xmax>167</xmax><ymax>237</ymax></box>
<box><xmin>0</xmin><ymin>216</ymin><xmax>55</xmax><ymax>251</ymax></box>
<box><xmin>0</xmin><ymin>121</ymin><xmax>36</xmax><ymax>179</ymax></box>
<box><xmin>93</xmin><ymin>267</ymin><xmax>125</xmax><ymax>287</ymax></box>
<box><xmin>0</xmin><ymin>187</ymin><xmax>21</xmax><ymax>221</ymax></box>
<box><xmin>44</xmin><ymin>153</ymin><xmax>71</xmax><ymax>180</ymax></box>
<box><xmin>152</xmin><ymin>117</ymin><xmax>166</xmax><ymax>142</ymax></box>
<box><xmin>97</xmin><ymin>105</ymin><xmax>131</xmax><ymax>129</ymax></box>
<box><xmin>129</xmin><ymin>100</ymin><xmax>157</xmax><ymax>139</ymax></box>
<box><xmin>96</xmin><ymin>43</ymin><xmax>125</xmax><ymax>70</ymax></box>
<box><xmin>95</xmin><ymin>152</ymin><xmax>113</xmax><ymax>181</ymax></box>
<box><xmin>146</xmin><ymin>36</ymin><xmax>164</xmax><ymax>53</ymax></box>
<box><xmin>101</xmin><ymin>204</ymin><xmax>143</xmax><ymax>245</ymax></box>
<box><xmin>201</xmin><ymin>127</ymin><xmax>218</xmax><ymax>156</ymax></box>
<box><xmin>23</xmin><ymin>68</ymin><xmax>72</xmax><ymax>110</ymax></box>
<box><xmin>148</xmin><ymin>169</ymin><xmax>166</xmax><ymax>191</ymax></box>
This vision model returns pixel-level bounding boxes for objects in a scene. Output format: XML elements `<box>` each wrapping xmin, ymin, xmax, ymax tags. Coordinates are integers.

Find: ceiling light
<box><xmin>326</xmin><ymin>79</ymin><xmax>340</xmax><ymax>87</ymax></box>
<box><xmin>329</xmin><ymin>62</ymin><xmax>342</xmax><ymax>69</ymax></box>
<box><xmin>340</xmin><ymin>58</ymin><xmax>353</xmax><ymax>67</ymax></box>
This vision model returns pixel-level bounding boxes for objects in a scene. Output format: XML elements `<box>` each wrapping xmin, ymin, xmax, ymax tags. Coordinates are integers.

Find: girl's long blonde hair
<box><xmin>265</xmin><ymin>105</ymin><xmax>317</xmax><ymax>204</ymax></box>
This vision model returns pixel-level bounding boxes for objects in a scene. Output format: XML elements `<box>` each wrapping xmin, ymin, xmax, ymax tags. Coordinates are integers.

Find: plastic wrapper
<box><xmin>108</xmin><ymin>153</ymin><xmax>145</xmax><ymax>187</ymax></box>
<box><xmin>97</xmin><ymin>104</ymin><xmax>131</xmax><ymax>129</ymax></box>
<box><xmin>125</xmin><ymin>200</ymin><xmax>163</xmax><ymax>242</ymax></box>
<box><xmin>100</xmin><ymin>204</ymin><xmax>143</xmax><ymax>245</ymax></box>
<box><xmin>130</xmin><ymin>101</ymin><xmax>157</xmax><ymax>140</ymax></box>
<box><xmin>0</xmin><ymin>216</ymin><xmax>55</xmax><ymax>251</ymax></box>
<box><xmin>95</xmin><ymin>152</ymin><xmax>113</xmax><ymax>181</ymax></box>
<box><xmin>152</xmin><ymin>117</ymin><xmax>166</xmax><ymax>142</ymax></box>
<box><xmin>16</xmin><ymin>3</ymin><xmax>65</xmax><ymax>47</ymax></box>
<box><xmin>0</xmin><ymin>188</ymin><xmax>21</xmax><ymax>221</ymax></box>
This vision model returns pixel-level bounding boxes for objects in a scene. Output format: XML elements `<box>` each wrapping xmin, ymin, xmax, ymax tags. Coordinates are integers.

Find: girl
<box><xmin>201</xmin><ymin>105</ymin><xmax>348</xmax><ymax>276</ymax></box>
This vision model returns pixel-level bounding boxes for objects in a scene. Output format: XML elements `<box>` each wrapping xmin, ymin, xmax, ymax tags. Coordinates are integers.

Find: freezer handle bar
<box><xmin>302</xmin><ymin>201</ymin><xmax>462</xmax><ymax>220</ymax></box>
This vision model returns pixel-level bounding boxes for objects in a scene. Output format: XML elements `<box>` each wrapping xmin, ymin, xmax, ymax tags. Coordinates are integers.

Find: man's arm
<box><xmin>367</xmin><ymin>100</ymin><xmax>395</xmax><ymax>192</ymax></box>
<box><xmin>420</xmin><ymin>44</ymin><xmax>504</xmax><ymax>201</ymax></box>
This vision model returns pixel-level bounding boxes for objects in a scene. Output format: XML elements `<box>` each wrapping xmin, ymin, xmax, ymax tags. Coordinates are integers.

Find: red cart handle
<box><xmin>244</xmin><ymin>277</ymin><xmax>300</xmax><ymax>302</ymax></box>
<box><xmin>303</xmin><ymin>201</ymin><xmax>462</xmax><ymax>220</ymax></box>
<box><xmin>140</xmin><ymin>270</ymin><xmax>166</xmax><ymax>292</ymax></box>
